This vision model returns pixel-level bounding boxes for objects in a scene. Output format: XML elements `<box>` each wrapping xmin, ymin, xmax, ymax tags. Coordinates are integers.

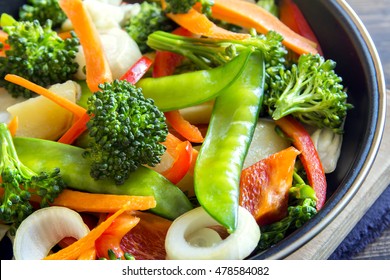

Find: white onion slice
<box><xmin>13</xmin><ymin>206</ymin><xmax>90</xmax><ymax>260</ymax></box>
<box><xmin>165</xmin><ymin>206</ymin><xmax>260</xmax><ymax>260</ymax></box>
<box><xmin>311</xmin><ymin>128</ymin><xmax>342</xmax><ymax>173</ymax></box>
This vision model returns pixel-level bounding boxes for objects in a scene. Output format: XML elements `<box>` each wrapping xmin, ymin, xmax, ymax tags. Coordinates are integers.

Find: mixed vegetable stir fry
<box><xmin>0</xmin><ymin>0</ymin><xmax>352</xmax><ymax>260</ymax></box>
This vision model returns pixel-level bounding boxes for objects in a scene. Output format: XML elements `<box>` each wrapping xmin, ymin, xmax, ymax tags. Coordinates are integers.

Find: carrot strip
<box><xmin>7</xmin><ymin>116</ymin><xmax>18</xmax><ymax>137</ymax></box>
<box><xmin>57</xmin><ymin>112</ymin><xmax>90</xmax><ymax>144</ymax></box>
<box><xmin>44</xmin><ymin>207</ymin><xmax>138</xmax><ymax>260</ymax></box>
<box><xmin>77</xmin><ymin>246</ymin><xmax>97</xmax><ymax>260</ymax></box>
<box><xmin>59</xmin><ymin>0</ymin><xmax>112</xmax><ymax>92</ymax></box>
<box><xmin>51</xmin><ymin>189</ymin><xmax>156</xmax><ymax>213</ymax></box>
<box><xmin>0</xmin><ymin>30</ymin><xmax>8</xmax><ymax>45</ymax></box>
<box><xmin>4</xmin><ymin>74</ymin><xmax>86</xmax><ymax>118</ymax></box>
<box><xmin>57</xmin><ymin>30</ymin><xmax>73</xmax><ymax>40</ymax></box>
<box><xmin>211</xmin><ymin>0</ymin><xmax>318</xmax><ymax>55</ymax></box>
<box><xmin>161</xmin><ymin>0</ymin><xmax>250</xmax><ymax>40</ymax></box>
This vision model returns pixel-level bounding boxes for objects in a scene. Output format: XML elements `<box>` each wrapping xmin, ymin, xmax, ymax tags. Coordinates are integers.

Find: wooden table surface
<box><xmin>286</xmin><ymin>0</ymin><xmax>390</xmax><ymax>260</ymax></box>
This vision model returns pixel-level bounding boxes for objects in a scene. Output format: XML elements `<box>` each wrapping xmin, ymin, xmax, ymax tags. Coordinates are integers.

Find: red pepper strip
<box><xmin>120</xmin><ymin>56</ymin><xmax>154</xmax><ymax>84</ymax></box>
<box><xmin>279</xmin><ymin>0</ymin><xmax>323</xmax><ymax>55</ymax></box>
<box><xmin>95</xmin><ymin>212</ymin><xmax>140</xmax><ymax>260</ymax></box>
<box><xmin>239</xmin><ymin>146</ymin><xmax>301</xmax><ymax>226</ymax></box>
<box><xmin>153</xmin><ymin>27</ymin><xmax>205</xmax><ymax>143</ymax></box>
<box><xmin>275</xmin><ymin>116</ymin><xmax>327</xmax><ymax>210</ymax></box>
<box><xmin>161</xmin><ymin>140</ymin><xmax>193</xmax><ymax>184</ymax></box>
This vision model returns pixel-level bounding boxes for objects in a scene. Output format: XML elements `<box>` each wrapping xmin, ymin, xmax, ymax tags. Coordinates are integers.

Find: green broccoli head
<box><xmin>19</xmin><ymin>0</ymin><xmax>67</xmax><ymax>28</ymax></box>
<box><xmin>0</xmin><ymin>123</ymin><xmax>65</xmax><ymax>232</ymax></box>
<box><xmin>125</xmin><ymin>1</ymin><xmax>177</xmax><ymax>53</ymax></box>
<box><xmin>0</xmin><ymin>16</ymin><xmax>79</xmax><ymax>98</ymax></box>
<box><xmin>164</xmin><ymin>0</ymin><xmax>214</xmax><ymax>15</ymax></box>
<box><xmin>84</xmin><ymin>79</ymin><xmax>168</xmax><ymax>185</ymax></box>
<box><xmin>264</xmin><ymin>53</ymin><xmax>353</xmax><ymax>133</ymax></box>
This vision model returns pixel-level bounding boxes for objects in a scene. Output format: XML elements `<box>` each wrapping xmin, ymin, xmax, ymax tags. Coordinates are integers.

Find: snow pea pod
<box><xmin>194</xmin><ymin>50</ymin><xmax>265</xmax><ymax>232</ymax></box>
<box><xmin>136</xmin><ymin>51</ymin><xmax>251</xmax><ymax>112</ymax></box>
<box><xmin>13</xmin><ymin>137</ymin><xmax>193</xmax><ymax>220</ymax></box>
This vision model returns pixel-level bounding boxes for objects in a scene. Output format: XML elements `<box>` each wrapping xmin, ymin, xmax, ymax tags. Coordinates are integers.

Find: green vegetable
<box><xmin>0</xmin><ymin>14</ymin><xmax>79</xmax><ymax>98</ymax></box>
<box><xmin>194</xmin><ymin>50</ymin><xmax>265</xmax><ymax>232</ymax></box>
<box><xmin>0</xmin><ymin>123</ymin><xmax>65</xmax><ymax>232</ymax></box>
<box><xmin>257</xmin><ymin>0</ymin><xmax>279</xmax><ymax>17</ymax></box>
<box><xmin>13</xmin><ymin>137</ymin><xmax>193</xmax><ymax>220</ymax></box>
<box><xmin>147</xmin><ymin>29</ymin><xmax>287</xmax><ymax>70</ymax></box>
<box><xmin>257</xmin><ymin>171</ymin><xmax>317</xmax><ymax>250</ymax></box>
<box><xmin>84</xmin><ymin>79</ymin><xmax>168</xmax><ymax>185</ymax></box>
<box><xmin>19</xmin><ymin>0</ymin><xmax>67</xmax><ymax>28</ymax></box>
<box><xmin>264</xmin><ymin>53</ymin><xmax>353</xmax><ymax>133</ymax></box>
<box><xmin>164</xmin><ymin>0</ymin><xmax>214</xmax><ymax>15</ymax></box>
<box><xmin>137</xmin><ymin>50</ymin><xmax>252</xmax><ymax>111</ymax></box>
<box><xmin>124</xmin><ymin>1</ymin><xmax>176</xmax><ymax>53</ymax></box>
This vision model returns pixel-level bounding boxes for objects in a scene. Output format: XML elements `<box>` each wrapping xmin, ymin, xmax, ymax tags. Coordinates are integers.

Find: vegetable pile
<box><xmin>0</xmin><ymin>0</ymin><xmax>352</xmax><ymax>260</ymax></box>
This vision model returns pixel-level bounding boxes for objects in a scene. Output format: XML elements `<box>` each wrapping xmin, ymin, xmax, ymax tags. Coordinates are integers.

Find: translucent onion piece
<box><xmin>13</xmin><ymin>206</ymin><xmax>90</xmax><ymax>260</ymax></box>
<box><xmin>165</xmin><ymin>206</ymin><xmax>260</xmax><ymax>260</ymax></box>
<box><xmin>311</xmin><ymin>128</ymin><xmax>342</xmax><ymax>173</ymax></box>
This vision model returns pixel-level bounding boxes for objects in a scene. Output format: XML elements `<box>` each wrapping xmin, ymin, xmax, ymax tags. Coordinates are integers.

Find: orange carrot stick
<box><xmin>59</xmin><ymin>0</ymin><xmax>112</xmax><ymax>92</ymax></box>
<box><xmin>4</xmin><ymin>74</ymin><xmax>86</xmax><ymax>118</ymax></box>
<box><xmin>7</xmin><ymin>116</ymin><xmax>18</xmax><ymax>137</ymax></box>
<box><xmin>211</xmin><ymin>0</ymin><xmax>318</xmax><ymax>55</ymax></box>
<box><xmin>51</xmin><ymin>189</ymin><xmax>157</xmax><ymax>213</ymax></box>
<box><xmin>43</xmin><ymin>207</ymin><xmax>139</xmax><ymax>260</ymax></box>
<box><xmin>161</xmin><ymin>0</ymin><xmax>250</xmax><ymax>40</ymax></box>
<box><xmin>57</xmin><ymin>112</ymin><xmax>90</xmax><ymax>144</ymax></box>
<box><xmin>77</xmin><ymin>246</ymin><xmax>97</xmax><ymax>260</ymax></box>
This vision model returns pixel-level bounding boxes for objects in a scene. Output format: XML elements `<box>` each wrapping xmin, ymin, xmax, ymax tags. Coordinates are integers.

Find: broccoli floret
<box><xmin>257</xmin><ymin>172</ymin><xmax>317</xmax><ymax>250</ymax></box>
<box><xmin>164</xmin><ymin>0</ymin><xmax>214</xmax><ymax>15</ymax></box>
<box><xmin>0</xmin><ymin>15</ymin><xmax>79</xmax><ymax>98</ymax></box>
<box><xmin>0</xmin><ymin>123</ymin><xmax>66</xmax><ymax>232</ymax></box>
<box><xmin>84</xmin><ymin>79</ymin><xmax>168</xmax><ymax>185</ymax></box>
<box><xmin>124</xmin><ymin>1</ymin><xmax>177</xmax><ymax>53</ymax></box>
<box><xmin>147</xmin><ymin>29</ymin><xmax>287</xmax><ymax>70</ymax></box>
<box><xmin>264</xmin><ymin>53</ymin><xmax>353</xmax><ymax>133</ymax></box>
<box><xmin>19</xmin><ymin>0</ymin><xmax>67</xmax><ymax>28</ymax></box>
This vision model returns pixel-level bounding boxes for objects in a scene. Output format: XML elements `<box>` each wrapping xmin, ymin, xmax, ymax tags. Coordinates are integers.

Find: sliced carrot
<box><xmin>211</xmin><ymin>0</ymin><xmax>318</xmax><ymax>55</ymax></box>
<box><xmin>77</xmin><ymin>246</ymin><xmax>96</xmax><ymax>260</ymax></box>
<box><xmin>57</xmin><ymin>112</ymin><xmax>90</xmax><ymax>144</ymax></box>
<box><xmin>43</xmin><ymin>207</ymin><xmax>138</xmax><ymax>260</ymax></box>
<box><xmin>161</xmin><ymin>0</ymin><xmax>250</xmax><ymax>40</ymax></box>
<box><xmin>4</xmin><ymin>74</ymin><xmax>86</xmax><ymax>118</ymax></box>
<box><xmin>7</xmin><ymin>116</ymin><xmax>18</xmax><ymax>137</ymax></box>
<box><xmin>0</xmin><ymin>30</ymin><xmax>8</xmax><ymax>45</ymax></box>
<box><xmin>57</xmin><ymin>30</ymin><xmax>73</xmax><ymax>40</ymax></box>
<box><xmin>59</xmin><ymin>0</ymin><xmax>112</xmax><ymax>92</ymax></box>
<box><xmin>51</xmin><ymin>189</ymin><xmax>156</xmax><ymax>213</ymax></box>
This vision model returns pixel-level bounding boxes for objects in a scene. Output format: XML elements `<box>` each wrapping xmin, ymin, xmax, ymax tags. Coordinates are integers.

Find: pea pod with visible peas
<box><xmin>194</xmin><ymin>50</ymin><xmax>265</xmax><ymax>232</ymax></box>
<box><xmin>13</xmin><ymin>137</ymin><xmax>193</xmax><ymax>220</ymax></box>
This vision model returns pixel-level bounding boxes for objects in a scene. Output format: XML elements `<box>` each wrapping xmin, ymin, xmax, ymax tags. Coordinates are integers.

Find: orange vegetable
<box><xmin>95</xmin><ymin>212</ymin><xmax>140</xmax><ymax>259</ymax></box>
<box><xmin>77</xmin><ymin>246</ymin><xmax>96</xmax><ymax>260</ymax></box>
<box><xmin>59</xmin><ymin>0</ymin><xmax>112</xmax><ymax>92</ymax></box>
<box><xmin>51</xmin><ymin>189</ymin><xmax>156</xmax><ymax>213</ymax></box>
<box><xmin>57</xmin><ymin>30</ymin><xmax>73</xmax><ymax>40</ymax></box>
<box><xmin>7</xmin><ymin>116</ymin><xmax>18</xmax><ymax>137</ymax></box>
<box><xmin>44</xmin><ymin>207</ymin><xmax>136</xmax><ymax>260</ymax></box>
<box><xmin>4</xmin><ymin>74</ymin><xmax>86</xmax><ymax>119</ymax></box>
<box><xmin>161</xmin><ymin>0</ymin><xmax>250</xmax><ymax>40</ymax></box>
<box><xmin>211</xmin><ymin>0</ymin><xmax>318</xmax><ymax>55</ymax></box>
<box><xmin>57</xmin><ymin>112</ymin><xmax>90</xmax><ymax>144</ymax></box>
<box><xmin>164</xmin><ymin>110</ymin><xmax>204</xmax><ymax>143</ymax></box>
<box><xmin>239</xmin><ymin>146</ymin><xmax>300</xmax><ymax>226</ymax></box>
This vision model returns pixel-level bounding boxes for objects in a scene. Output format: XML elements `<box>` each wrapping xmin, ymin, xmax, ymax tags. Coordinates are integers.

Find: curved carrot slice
<box><xmin>161</xmin><ymin>0</ymin><xmax>250</xmax><ymax>40</ymax></box>
<box><xmin>43</xmin><ymin>207</ymin><xmax>138</xmax><ymax>260</ymax></box>
<box><xmin>7</xmin><ymin>116</ymin><xmax>18</xmax><ymax>137</ymax></box>
<box><xmin>59</xmin><ymin>0</ymin><xmax>112</xmax><ymax>92</ymax></box>
<box><xmin>211</xmin><ymin>0</ymin><xmax>318</xmax><ymax>55</ymax></box>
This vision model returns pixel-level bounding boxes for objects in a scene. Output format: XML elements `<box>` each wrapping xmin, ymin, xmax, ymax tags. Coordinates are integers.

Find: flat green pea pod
<box><xmin>136</xmin><ymin>51</ymin><xmax>251</xmax><ymax>112</ymax></box>
<box><xmin>194</xmin><ymin>50</ymin><xmax>265</xmax><ymax>232</ymax></box>
<box><xmin>13</xmin><ymin>137</ymin><xmax>193</xmax><ymax>220</ymax></box>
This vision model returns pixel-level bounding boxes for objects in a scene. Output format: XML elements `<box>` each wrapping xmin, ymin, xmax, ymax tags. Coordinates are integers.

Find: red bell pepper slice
<box><xmin>275</xmin><ymin>116</ymin><xmax>327</xmax><ymax>210</ymax></box>
<box><xmin>279</xmin><ymin>0</ymin><xmax>323</xmax><ymax>55</ymax></box>
<box><xmin>120</xmin><ymin>55</ymin><xmax>154</xmax><ymax>84</ymax></box>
